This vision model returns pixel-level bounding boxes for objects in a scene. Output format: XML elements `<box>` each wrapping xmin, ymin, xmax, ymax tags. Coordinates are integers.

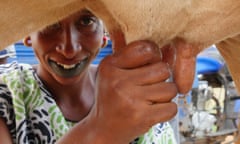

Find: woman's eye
<box><xmin>46</xmin><ymin>22</ymin><xmax>62</xmax><ymax>31</ymax></box>
<box><xmin>75</xmin><ymin>16</ymin><xmax>98</xmax><ymax>32</ymax></box>
<box><xmin>79</xmin><ymin>17</ymin><xmax>95</xmax><ymax>26</ymax></box>
<box><xmin>50</xmin><ymin>23</ymin><xmax>61</xmax><ymax>29</ymax></box>
<box><xmin>40</xmin><ymin>22</ymin><xmax>62</xmax><ymax>35</ymax></box>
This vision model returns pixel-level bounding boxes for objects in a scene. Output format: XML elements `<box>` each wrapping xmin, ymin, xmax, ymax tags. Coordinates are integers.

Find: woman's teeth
<box><xmin>49</xmin><ymin>57</ymin><xmax>89</xmax><ymax>78</ymax></box>
<box><xmin>57</xmin><ymin>63</ymin><xmax>78</xmax><ymax>69</ymax></box>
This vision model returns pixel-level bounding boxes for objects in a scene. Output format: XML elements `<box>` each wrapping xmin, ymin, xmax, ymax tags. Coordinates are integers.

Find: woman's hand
<box><xmin>57</xmin><ymin>39</ymin><xmax>199</xmax><ymax>144</ymax></box>
<box><xmin>92</xmin><ymin>40</ymin><xmax>178</xmax><ymax>143</ymax></box>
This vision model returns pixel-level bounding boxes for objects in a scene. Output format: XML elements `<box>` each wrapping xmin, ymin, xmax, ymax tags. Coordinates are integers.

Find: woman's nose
<box><xmin>56</xmin><ymin>43</ymin><xmax>81</xmax><ymax>59</ymax></box>
<box><xmin>56</xmin><ymin>31</ymin><xmax>81</xmax><ymax>59</ymax></box>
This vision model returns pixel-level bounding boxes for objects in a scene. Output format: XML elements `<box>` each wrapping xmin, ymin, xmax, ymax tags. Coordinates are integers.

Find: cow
<box><xmin>0</xmin><ymin>0</ymin><xmax>240</xmax><ymax>142</ymax></box>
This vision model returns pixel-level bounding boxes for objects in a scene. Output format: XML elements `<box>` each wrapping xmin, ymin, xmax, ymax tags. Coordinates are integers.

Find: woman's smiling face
<box><xmin>29</xmin><ymin>9</ymin><xmax>104</xmax><ymax>84</ymax></box>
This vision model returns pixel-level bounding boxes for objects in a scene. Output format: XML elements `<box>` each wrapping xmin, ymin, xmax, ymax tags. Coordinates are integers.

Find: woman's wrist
<box><xmin>56</xmin><ymin>116</ymin><xmax>125</xmax><ymax>144</ymax></box>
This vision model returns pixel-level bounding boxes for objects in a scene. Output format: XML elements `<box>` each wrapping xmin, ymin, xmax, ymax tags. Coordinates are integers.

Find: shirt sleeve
<box><xmin>0</xmin><ymin>83</ymin><xmax>16</xmax><ymax>136</ymax></box>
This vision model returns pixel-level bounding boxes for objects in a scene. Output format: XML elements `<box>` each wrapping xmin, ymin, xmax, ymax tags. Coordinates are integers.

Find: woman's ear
<box><xmin>101</xmin><ymin>36</ymin><xmax>108</xmax><ymax>48</ymax></box>
<box><xmin>23</xmin><ymin>36</ymin><xmax>32</xmax><ymax>47</ymax></box>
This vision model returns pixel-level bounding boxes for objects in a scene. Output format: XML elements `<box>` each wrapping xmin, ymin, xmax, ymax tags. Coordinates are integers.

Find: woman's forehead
<box><xmin>70</xmin><ymin>9</ymin><xmax>96</xmax><ymax>18</ymax></box>
<box><xmin>52</xmin><ymin>9</ymin><xmax>97</xmax><ymax>25</ymax></box>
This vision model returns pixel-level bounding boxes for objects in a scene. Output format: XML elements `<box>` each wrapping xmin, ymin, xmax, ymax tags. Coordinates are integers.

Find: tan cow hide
<box><xmin>1</xmin><ymin>0</ymin><xmax>240</xmax><ymax>142</ymax></box>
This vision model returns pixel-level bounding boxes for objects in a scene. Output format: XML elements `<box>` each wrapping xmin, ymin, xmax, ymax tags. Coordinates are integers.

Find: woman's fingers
<box><xmin>127</xmin><ymin>62</ymin><xmax>170</xmax><ymax>85</ymax></box>
<box><xmin>112</xmin><ymin>38</ymin><xmax>199</xmax><ymax>94</ymax></box>
<box><xmin>104</xmin><ymin>41</ymin><xmax>168</xmax><ymax>85</ymax></box>
<box><xmin>129</xmin><ymin>82</ymin><xmax>177</xmax><ymax>104</ymax></box>
<box><xmin>141</xmin><ymin>82</ymin><xmax>177</xmax><ymax>103</ymax></box>
<box><xmin>111</xmin><ymin>40</ymin><xmax>162</xmax><ymax>69</ymax></box>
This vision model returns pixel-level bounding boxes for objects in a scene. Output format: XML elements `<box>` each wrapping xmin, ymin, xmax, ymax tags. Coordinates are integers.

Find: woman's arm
<box><xmin>57</xmin><ymin>40</ymin><xmax>178</xmax><ymax>144</ymax></box>
<box><xmin>0</xmin><ymin>118</ymin><xmax>13</xmax><ymax>144</ymax></box>
<box><xmin>56</xmin><ymin>116</ymin><xmax>119</xmax><ymax>144</ymax></box>
<box><xmin>0</xmin><ymin>40</ymin><xmax>188</xmax><ymax>143</ymax></box>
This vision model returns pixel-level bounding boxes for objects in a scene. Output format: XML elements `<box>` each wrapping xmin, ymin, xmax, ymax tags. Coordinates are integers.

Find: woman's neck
<box><xmin>35</xmin><ymin>64</ymin><xmax>97</xmax><ymax>122</ymax></box>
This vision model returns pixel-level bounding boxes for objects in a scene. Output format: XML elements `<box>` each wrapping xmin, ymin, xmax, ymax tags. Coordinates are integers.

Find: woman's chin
<box><xmin>53</xmin><ymin>74</ymin><xmax>81</xmax><ymax>85</ymax></box>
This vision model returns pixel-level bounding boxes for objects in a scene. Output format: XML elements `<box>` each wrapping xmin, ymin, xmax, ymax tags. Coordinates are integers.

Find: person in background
<box><xmin>0</xmin><ymin>8</ymin><xmax>178</xmax><ymax>144</ymax></box>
